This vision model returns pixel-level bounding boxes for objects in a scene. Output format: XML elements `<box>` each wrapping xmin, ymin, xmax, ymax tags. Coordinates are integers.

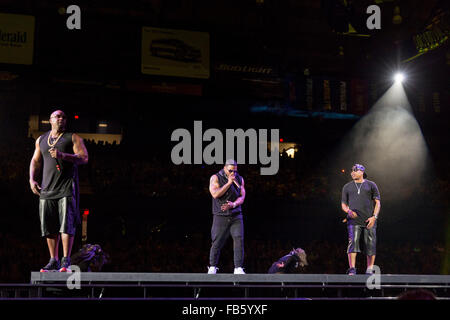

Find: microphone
<box><xmin>55</xmin><ymin>158</ymin><xmax>61</xmax><ymax>172</ymax></box>
<box><xmin>232</xmin><ymin>179</ymin><xmax>240</xmax><ymax>188</ymax></box>
<box><xmin>50</xmin><ymin>147</ymin><xmax>61</xmax><ymax>172</ymax></box>
<box><xmin>227</xmin><ymin>170</ymin><xmax>240</xmax><ymax>188</ymax></box>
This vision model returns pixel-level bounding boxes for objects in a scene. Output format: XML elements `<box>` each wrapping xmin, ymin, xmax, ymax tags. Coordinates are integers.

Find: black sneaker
<box><xmin>59</xmin><ymin>257</ymin><xmax>71</xmax><ymax>272</ymax></box>
<box><xmin>347</xmin><ymin>267</ymin><xmax>356</xmax><ymax>275</ymax></box>
<box><xmin>40</xmin><ymin>258</ymin><xmax>60</xmax><ymax>272</ymax></box>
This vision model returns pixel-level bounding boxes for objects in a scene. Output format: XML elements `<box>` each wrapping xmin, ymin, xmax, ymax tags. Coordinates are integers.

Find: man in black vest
<box><xmin>29</xmin><ymin>110</ymin><xmax>88</xmax><ymax>272</ymax></box>
<box><xmin>208</xmin><ymin>159</ymin><xmax>246</xmax><ymax>274</ymax></box>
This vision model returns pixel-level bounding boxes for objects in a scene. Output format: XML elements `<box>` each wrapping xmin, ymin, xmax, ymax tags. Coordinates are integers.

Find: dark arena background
<box><xmin>0</xmin><ymin>0</ymin><xmax>449</xmax><ymax>316</ymax></box>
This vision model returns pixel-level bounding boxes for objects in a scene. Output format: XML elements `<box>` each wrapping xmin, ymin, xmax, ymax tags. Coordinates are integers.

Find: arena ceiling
<box><xmin>0</xmin><ymin>0</ymin><xmax>448</xmax><ymax>78</ymax></box>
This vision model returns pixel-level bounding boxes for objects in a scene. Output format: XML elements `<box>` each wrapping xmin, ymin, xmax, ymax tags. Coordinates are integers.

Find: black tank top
<box><xmin>39</xmin><ymin>131</ymin><xmax>79</xmax><ymax>200</ymax></box>
<box><xmin>212</xmin><ymin>169</ymin><xmax>243</xmax><ymax>216</ymax></box>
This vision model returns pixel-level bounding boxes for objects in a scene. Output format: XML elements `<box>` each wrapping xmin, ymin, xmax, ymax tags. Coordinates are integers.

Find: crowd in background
<box><xmin>81</xmin><ymin>139</ymin><xmax>450</xmax><ymax>203</ymax></box>
<box><xmin>1</xmin><ymin>137</ymin><xmax>448</xmax><ymax>203</ymax></box>
<box><xmin>0</xmin><ymin>231</ymin><xmax>446</xmax><ymax>283</ymax></box>
<box><xmin>0</xmin><ymin>136</ymin><xmax>448</xmax><ymax>283</ymax></box>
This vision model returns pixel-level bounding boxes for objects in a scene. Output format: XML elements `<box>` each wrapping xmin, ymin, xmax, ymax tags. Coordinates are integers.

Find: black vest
<box><xmin>212</xmin><ymin>169</ymin><xmax>243</xmax><ymax>216</ymax></box>
<box><xmin>39</xmin><ymin>131</ymin><xmax>79</xmax><ymax>200</ymax></box>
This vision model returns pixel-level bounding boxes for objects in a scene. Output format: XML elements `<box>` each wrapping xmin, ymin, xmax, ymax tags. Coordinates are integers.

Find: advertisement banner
<box><xmin>141</xmin><ymin>27</ymin><xmax>209</xmax><ymax>79</ymax></box>
<box><xmin>0</xmin><ymin>13</ymin><xmax>35</xmax><ymax>65</ymax></box>
<box><xmin>126</xmin><ymin>80</ymin><xmax>202</xmax><ymax>96</ymax></box>
<box><xmin>323</xmin><ymin>79</ymin><xmax>331</xmax><ymax>110</ymax></box>
<box><xmin>215</xmin><ymin>63</ymin><xmax>276</xmax><ymax>77</ymax></box>
<box><xmin>339</xmin><ymin>81</ymin><xmax>347</xmax><ymax>111</ymax></box>
<box><xmin>418</xmin><ymin>90</ymin><xmax>426</xmax><ymax>113</ymax></box>
<box><xmin>306</xmin><ymin>77</ymin><xmax>313</xmax><ymax>110</ymax></box>
<box><xmin>432</xmin><ymin>92</ymin><xmax>440</xmax><ymax>113</ymax></box>
<box><xmin>350</xmin><ymin>79</ymin><xmax>368</xmax><ymax>115</ymax></box>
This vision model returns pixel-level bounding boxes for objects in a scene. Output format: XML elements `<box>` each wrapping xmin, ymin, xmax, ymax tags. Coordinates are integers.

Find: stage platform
<box><xmin>0</xmin><ymin>273</ymin><xmax>448</xmax><ymax>299</ymax></box>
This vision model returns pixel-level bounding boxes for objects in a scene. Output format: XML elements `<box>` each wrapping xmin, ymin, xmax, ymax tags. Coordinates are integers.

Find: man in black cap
<box><xmin>341</xmin><ymin>164</ymin><xmax>381</xmax><ymax>275</ymax></box>
<box><xmin>208</xmin><ymin>159</ymin><xmax>246</xmax><ymax>274</ymax></box>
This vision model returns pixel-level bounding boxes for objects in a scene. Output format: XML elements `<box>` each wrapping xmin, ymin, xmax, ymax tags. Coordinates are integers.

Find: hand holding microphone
<box><xmin>49</xmin><ymin>147</ymin><xmax>62</xmax><ymax>171</ymax></box>
<box><xmin>227</xmin><ymin>172</ymin><xmax>240</xmax><ymax>188</ymax></box>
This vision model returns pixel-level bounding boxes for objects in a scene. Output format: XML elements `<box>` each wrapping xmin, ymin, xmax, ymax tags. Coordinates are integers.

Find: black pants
<box><xmin>209</xmin><ymin>214</ymin><xmax>244</xmax><ymax>268</ymax></box>
<box><xmin>347</xmin><ymin>223</ymin><xmax>377</xmax><ymax>256</ymax></box>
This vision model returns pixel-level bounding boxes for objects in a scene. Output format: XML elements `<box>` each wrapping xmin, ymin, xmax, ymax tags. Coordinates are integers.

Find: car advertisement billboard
<box><xmin>141</xmin><ymin>27</ymin><xmax>209</xmax><ymax>79</ymax></box>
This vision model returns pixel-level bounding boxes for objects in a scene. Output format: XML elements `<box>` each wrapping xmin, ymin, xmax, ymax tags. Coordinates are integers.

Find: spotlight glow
<box><xmin>394</xmin><ymin>73</ymin><xmax>404</xmax><ymax>83</ymax></box>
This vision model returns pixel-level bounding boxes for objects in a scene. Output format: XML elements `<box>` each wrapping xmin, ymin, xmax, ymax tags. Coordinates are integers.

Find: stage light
<box><xmin>74</xmin><ymin>115</ymin><xmax>79</xmax><ymax>119</ymax></box>
<box><xmin>286</xmin><ymin>148</ymin><xmax>295</xmax><ymax>158</ymax></box>
<box><xmin>394</xmin><ymin>73</ymin><xmax>404</xmax><ymax>83</ymax></box>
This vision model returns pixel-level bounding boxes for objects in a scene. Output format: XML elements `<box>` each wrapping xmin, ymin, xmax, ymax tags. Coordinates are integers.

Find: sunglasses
<box><xmin>352</xmin><ymin>168</ymin><xmax>362</xmax><ymax>172</ymax></box>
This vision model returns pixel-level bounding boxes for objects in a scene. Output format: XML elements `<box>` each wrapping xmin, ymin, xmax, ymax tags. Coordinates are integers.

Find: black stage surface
<box><xmin>0</xmin><ymin>273</ymin><xmax>448</xmax><ymax>300</ymax></box>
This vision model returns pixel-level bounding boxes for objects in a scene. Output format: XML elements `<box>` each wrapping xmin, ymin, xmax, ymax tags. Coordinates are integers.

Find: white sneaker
<box><xmin>234</xmin><ymin>267</ymin><xmax>245</xmax><ymax>274</ymax></box>
<box><xmin>207</xmin><ymin>266</ymin><xmax>218</xmax><ymax>274</ymax></box>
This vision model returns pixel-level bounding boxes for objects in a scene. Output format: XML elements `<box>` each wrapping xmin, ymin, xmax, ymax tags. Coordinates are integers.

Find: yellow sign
<box><xmin>0</xmin><ymin>13</ymin><xmax>35</xmax><ymax>65</ymax></box>
<box><xmin>141</xmin><ymin>27</ymin><xmax>209</xmax><ymax>79</ymax></box>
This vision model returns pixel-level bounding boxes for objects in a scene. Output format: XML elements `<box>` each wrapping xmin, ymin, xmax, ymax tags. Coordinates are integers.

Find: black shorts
<box><xmin>39</xmin><ymin>197</ymin><xmax>80</xmax><ymax>237</ymax></box>
<box><xmin>347</xmin><ymin>223</ymin><xmax>377</xmax><ymax>256</ymax></box>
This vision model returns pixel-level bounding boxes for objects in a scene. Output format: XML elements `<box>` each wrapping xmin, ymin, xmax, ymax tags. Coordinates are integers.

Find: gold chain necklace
<box><xmin>47</xmin><ymin>132</ymin><xmax>63</xmax><ymax>148</ymax></box>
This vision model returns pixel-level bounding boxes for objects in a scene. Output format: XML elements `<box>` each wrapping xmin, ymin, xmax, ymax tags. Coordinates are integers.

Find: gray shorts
<box><xmin>39</xmin><ymin>197</ymin><xmax>80</xmax><ymax>237</ymax></box>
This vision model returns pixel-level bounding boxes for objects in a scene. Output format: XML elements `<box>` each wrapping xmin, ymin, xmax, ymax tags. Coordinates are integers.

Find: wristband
<box><xmin>346</xmin><ymin>209</ymin><xmax>352</xmax><ymax>219</ymax></box>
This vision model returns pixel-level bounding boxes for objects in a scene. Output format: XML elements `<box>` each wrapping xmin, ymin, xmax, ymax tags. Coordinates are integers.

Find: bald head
<box><xmin>49</xmin><ymin>110</ymin><xmax>67</xmax><ymax>132</ymax></box>
<box><xmin>50</xmin><ymin>110</ymin><xmax>66</xmax><ymax>118</ymax></box>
